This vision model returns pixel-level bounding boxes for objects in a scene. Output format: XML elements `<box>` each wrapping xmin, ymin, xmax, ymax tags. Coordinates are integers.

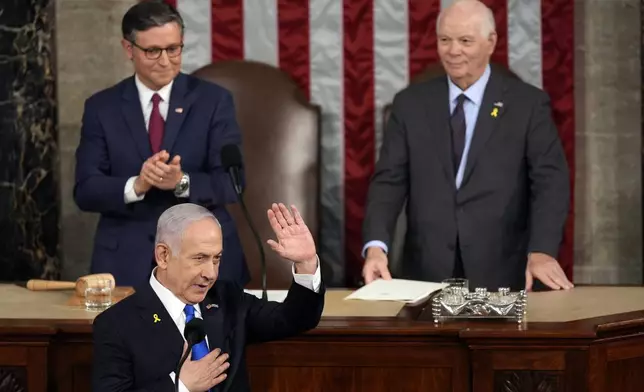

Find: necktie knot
<box><xmin>455</xmin><ymin>94</ymin><xmax>467</xmax><ymax>107</ymax></box>
<box><xmin>184</xmin><ymin>304</ymin><xmax>196</xmax><ymax>321</ymax></box>
<box><xmin>151</xmin><ymin>93</ymin><xmax>162</xmax><ymax>106</ymax></box>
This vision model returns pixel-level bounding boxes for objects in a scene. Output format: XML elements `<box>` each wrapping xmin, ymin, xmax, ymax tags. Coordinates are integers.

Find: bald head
<box><xmin>437</xmin><ymin>0</ymin><xmax>496</xmax><ymax>38</ymax></box>
<box><xmin>436</xmin><ymin>0</ymin><xmax>497</xmax><ymax>89</ymax></box>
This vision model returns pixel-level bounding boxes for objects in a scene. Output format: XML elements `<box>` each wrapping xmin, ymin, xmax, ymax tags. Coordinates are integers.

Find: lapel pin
<box><xmin>494</xmin><ymin>101</ymin><xmax>503</xmax><ymax>107</ymax></box>
<box><xmin>205</xmin><ymin>303</ymin><xmax>219</xmax><ymax>310</ymax></box>
<box><xmin>175</xmin><ymin>108</ymin><xmax>183</xmax><ymax>113</ymax></box>
<box><xmin>491</xmin><ymin>108</ymin><xmax>499</xmax><ymax>118</ymax></box>
<box><xmin>153</xmin><ymin>314</ymin><xmax>161</xmax><ymax>323</ymax></box>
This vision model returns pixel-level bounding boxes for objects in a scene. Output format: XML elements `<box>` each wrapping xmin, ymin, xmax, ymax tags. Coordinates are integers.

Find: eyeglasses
<box><xmin>129</xmin><ymin>41</ymin><xmax>184</xmax><ymax>60</ymax></box>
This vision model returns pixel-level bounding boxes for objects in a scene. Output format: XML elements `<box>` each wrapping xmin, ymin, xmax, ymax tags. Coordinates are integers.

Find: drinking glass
<box><xmin>442</xmin><ymin>278</ymin><xmax>469</xmax><ymax>295</ymax></box>
<box><xmin>84</xmin><ymin>279</ymin><xmax>113</xmax><ymax>311</ymax></box>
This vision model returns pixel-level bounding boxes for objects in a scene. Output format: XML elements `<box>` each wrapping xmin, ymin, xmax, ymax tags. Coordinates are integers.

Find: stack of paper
<box><xmin>344</xmin><ymin>279</ymin><xmax>448</xmax><ymax>305</ymax></box>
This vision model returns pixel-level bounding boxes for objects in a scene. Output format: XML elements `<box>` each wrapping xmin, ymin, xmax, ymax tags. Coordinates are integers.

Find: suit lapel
<box><xmin>461</xmin><ymin>70</ymin><xmax>506</xmax><ymax>186</ymax></box>
<box><xmin>121</xmin><ymin>77</ymin><xmax>153</xmax><ymax>160</ymax></box>
<box><xmin>161</xmin><ymin>73</ymin><xmax>194</xmax><ymax>153</ymax></box>
<box><xmin>201</xmin><ymin>289</ymin><xmax>240</xmax><ymax>392</ymax></box>
<box><xmin>424</xmin><ymin>78</ymin><xmax>456</xmax><ymax>187</ymax></box>
<box><xmin>200</xmin><ymin>293</ymin><xmax>225</xmax><ymax>357</ymax></box>
<box><xmin>134</xmin><ymin>284</ymin><xmax>184</xmax><ymax>364</ymax></box>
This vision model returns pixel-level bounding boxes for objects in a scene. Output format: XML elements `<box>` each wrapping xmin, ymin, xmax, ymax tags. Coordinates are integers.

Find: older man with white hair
<box><xmin>362</xmin><ymin>0</ymin><xmax>573</xmax><ymax>292</ymax></box>
<box><xmin>92</xmin><ymin>202</ymin><xmax>323</xmax><ymax>392</ymax></box>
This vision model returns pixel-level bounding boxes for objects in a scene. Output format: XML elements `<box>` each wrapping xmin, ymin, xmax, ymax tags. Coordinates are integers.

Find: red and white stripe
<box><xmin>165</xmin><ymin>0</ymin><xmax>575</xmax><ymax>286</ymax></box>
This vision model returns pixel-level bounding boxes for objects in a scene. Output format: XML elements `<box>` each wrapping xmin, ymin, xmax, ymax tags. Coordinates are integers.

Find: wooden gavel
<box><xmin>25</xmin><ymin>273</ymin><xmax>116</xmax><ymax>297</ymax></box>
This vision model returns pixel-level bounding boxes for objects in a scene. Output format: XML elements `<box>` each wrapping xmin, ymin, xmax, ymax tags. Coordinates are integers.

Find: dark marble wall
<box><xmin>0</xmin><ymin>0</ymin><xmax>59</xmax><ymax>281</ymax></box>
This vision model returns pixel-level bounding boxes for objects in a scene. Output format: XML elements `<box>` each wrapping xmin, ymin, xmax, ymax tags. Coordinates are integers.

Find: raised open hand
<box><xmin>266</xmin><ymin>203</ymin><xmax>317</xmax><ymax>265</ymax></box>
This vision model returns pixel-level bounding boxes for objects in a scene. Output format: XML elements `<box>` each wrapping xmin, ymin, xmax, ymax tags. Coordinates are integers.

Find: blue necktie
<box><xmin>184</xmin><ymin>305</ymin><xmax>210</xmax><ymax>360</ymax></box>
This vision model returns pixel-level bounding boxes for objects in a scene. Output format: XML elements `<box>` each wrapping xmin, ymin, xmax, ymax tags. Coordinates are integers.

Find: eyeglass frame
<box><xmin>128</xmin><ymin>40</ymin><xmax>184</xmax><ymax>60</ymax></box>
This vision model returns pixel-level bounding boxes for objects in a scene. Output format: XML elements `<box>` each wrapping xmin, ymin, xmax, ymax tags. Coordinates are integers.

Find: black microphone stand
<box><xmin>236</xmin><ymin>191</ymin><xmax>267</xmax><ymax>301</ymax></box>
<box><xmin>230</xmin><ymin>175</ymin><xmax>268</xmax><ymax>300</ymax></box>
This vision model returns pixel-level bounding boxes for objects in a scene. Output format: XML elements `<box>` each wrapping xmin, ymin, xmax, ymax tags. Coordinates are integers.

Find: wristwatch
<box><xmin>174</xmin><ymin>172</ymin><xmax>190</xmax><ymax>195</ymax></box>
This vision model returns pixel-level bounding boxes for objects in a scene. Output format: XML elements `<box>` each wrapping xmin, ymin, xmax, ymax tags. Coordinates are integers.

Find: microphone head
<box><xmin>221</xmin><ymin>144</ymin><xmax>243</xmax><ymax>170</ymax></box>
<box><xmin>184</xmin><ymin>318</ymin><xmax>206</xmax><ymax>345</ymax></box>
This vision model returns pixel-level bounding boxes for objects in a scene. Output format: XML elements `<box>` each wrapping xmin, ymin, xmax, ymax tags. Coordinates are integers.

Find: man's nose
<box><xmin>157</xmin><ymin>50</ymin><xmax>170</xmax><ymax>65</ymax></box>
<box><xmin>201</xmin><ymin>261</ymin><xmax>217</xmax><ymax>280</ymax></box>
<box><xmin>448</xmin><ymin>42</ymin><xmax>461</xmax><ymax>56</ymax></box>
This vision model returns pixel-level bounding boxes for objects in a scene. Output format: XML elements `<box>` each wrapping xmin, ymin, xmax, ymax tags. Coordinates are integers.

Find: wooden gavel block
<box><xmin>25</xmin><ymin>273</ymin><xmax>116</xmax><ymax>297</ymax></box>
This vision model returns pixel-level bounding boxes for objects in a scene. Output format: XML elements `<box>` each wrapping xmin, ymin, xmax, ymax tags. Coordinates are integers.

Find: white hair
<box><xmin>155</xmin><ymin>203</ymin><xmax>220</xmax><ymax>254</ymax></box>
<box><xmin>436</xmin><ymin>0</ymin><xmax>496</xmax><ymax>38</ymax></box>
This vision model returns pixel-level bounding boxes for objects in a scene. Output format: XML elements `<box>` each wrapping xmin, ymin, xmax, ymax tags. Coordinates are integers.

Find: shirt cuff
<box><xmin>169</xmin><ymin>372</ymin><xmax>189</xmax><ymax>392</ymax></box>
<box><xmin>124</xmin><ymin>176</ymin><xmax>145</xmax><ymax>204</ymax></box>
<box><xmin>362</xmin><ymin>240</ymin><xmax>388</xmax><ymax>258</ymax></box>
<box><xmin>292</xmin><ymin>255</ymin><xmax>321</xmax><ymax>293</ymax></box>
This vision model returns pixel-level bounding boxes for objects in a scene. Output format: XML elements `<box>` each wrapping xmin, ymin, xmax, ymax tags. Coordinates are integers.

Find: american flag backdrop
<box><xmin>163</xmin><ymin>0</ymin><xmax>574</xmax><ymax>287</ymax></box>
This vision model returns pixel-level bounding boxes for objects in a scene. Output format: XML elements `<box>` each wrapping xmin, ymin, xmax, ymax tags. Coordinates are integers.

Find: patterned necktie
<box><xmin>149</xmin><ymin>93</ymin><xmax>164</xmax><ymax>153</ymax></box>
<box><xmin>450</xmin><ymin>94</ymin><xmax>467</xmax><ymax>176</ymax></box>
<box><xmin>183</xmin><ymin>305</ymin><xmax>210</xmax><ymax>360</ymax></box>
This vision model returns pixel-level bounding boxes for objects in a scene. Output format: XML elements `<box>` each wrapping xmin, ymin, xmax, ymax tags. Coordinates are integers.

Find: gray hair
<box><xmin>155</xmin><ymin>203</ymin><xmax>220</xmax><ymax>254</ymax></box>
<box><xmin>436</xmin><ymin>0</ymin><xmax>496</xmax><ymax>38</ymax></box>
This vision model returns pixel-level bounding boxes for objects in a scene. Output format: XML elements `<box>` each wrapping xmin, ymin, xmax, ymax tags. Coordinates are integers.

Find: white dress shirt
<box><xmin>123</xmin><ymin>75</ymin><xmax>189</xmax><ymax>203</ymax></box>
<box><xmin>149</xmin><ymin>258</ymin><xmax>322</xmax><ymax>391</ymax></box>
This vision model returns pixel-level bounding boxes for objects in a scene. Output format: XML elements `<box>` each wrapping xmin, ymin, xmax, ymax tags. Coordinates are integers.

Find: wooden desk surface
<box><xmin>1</xmin><ymin>284</ymin><xmax>644</xmax><ymax>336</ymax></box>
<box><xmin>1</xmin><ymin>284</ymin><xmax>644</xmax><ymax>392</ymax></box>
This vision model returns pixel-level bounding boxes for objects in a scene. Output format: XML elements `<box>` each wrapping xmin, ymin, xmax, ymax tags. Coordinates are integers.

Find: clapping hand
<box><xmin>134</xmin><ymin>150</ymin><xmax>183</xmax><ymax>195</ymax></box>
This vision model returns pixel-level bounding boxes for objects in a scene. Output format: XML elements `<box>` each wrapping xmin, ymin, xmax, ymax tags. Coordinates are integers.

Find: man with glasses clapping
<box><xmin>73</xmin><ymin>1</ymin><xmax>250</xmax><ymax>289</ymax></box>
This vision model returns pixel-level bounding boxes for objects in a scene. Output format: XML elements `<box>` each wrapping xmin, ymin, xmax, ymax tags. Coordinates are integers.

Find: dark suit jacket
<box><xmin>363</xmin><ymin>66</ymin><xmax>570</xmax><ymax>290</ymax></box>
<box><xmin>92</xmin><ymin>279</ymin><xmax>325</xmax><ymax>392</ymax></box>
<box><xmin>74</xmin><ymin>72</ymin><xmax>250</xmax><ymax>287</ymax></box>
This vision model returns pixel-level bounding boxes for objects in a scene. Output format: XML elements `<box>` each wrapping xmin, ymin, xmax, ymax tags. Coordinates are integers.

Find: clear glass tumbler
<box><xmin>441</xmin><ymin>278</ymin><xmax>469</xmax><ymax>295</ymax></box>
<box><xmin>84</xmin><ymin>279</ymin><xmax>113</xmax><ymax>311</ymax></box>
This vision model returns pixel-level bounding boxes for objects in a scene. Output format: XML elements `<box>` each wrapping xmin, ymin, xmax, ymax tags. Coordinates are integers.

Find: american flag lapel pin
<box><xmin>205</xmin><ymin>303</ymin><xmax>218</xmax><ymax>310</ymax></box>
<box><xmin>175</xmin><ymin>107</ymin><xmax>183</xmax><ymax>114</ymax></box>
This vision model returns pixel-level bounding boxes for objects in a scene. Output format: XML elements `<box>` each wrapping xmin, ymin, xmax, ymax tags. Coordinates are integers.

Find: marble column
<box><xmin>56</xmin><ymin>0</ymin><xmax>137</xmax><ymax>280</ymax></box>
<box><xmin>573</xmin><ymin>0</ymin><xmax>642</xmax><ymax>284</ymax></box>
<box><xmin>0</xmin><ymin>0</ymin><xmax>59</xmax><ymax>281</ymax></box>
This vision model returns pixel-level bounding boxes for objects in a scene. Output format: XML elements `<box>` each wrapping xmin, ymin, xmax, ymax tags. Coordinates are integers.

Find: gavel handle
<box><xmin>26</xmin><ymin>280</ymin><xmax>76</xmax><ymax>291</ymax></box>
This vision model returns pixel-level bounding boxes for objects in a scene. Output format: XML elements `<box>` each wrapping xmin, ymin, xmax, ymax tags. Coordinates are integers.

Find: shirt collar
<box><xmin>134</xmin><ymin>74</ymin><xmax>173</xmax><ymax>105</ymax></box>
<box><xmin>149</xmin><ymin>267</ymin><xmax>201</xmax><ymax>323</ymax></box>
<box><xmin>447</xmin><ymin>64</ymin><xmax>491</xmax><ymax>107</ymax></box>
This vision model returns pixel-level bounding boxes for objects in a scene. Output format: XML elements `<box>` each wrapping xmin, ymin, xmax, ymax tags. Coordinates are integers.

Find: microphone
<box><xmin>221</xmin><ymin>144</ymin><xmax>267</xmax><ymax>301</ymax></box>
<box><xmin>175</xmin><ymin>318</ymin><xmax>206</xmax><ymax>392</ymax></box>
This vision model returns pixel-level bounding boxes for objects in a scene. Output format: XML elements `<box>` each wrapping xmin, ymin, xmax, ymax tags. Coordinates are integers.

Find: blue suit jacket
<box><xmin>74</xmin><ymin>72</ymin><xmax>250</xmax><ymax>287</ymax></box>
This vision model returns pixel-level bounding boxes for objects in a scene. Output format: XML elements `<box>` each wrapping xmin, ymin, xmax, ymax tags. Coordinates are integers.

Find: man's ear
<box><xmin>488</xmin><ymin>31</ymin><xmax>498</xmax><ymax>54</ymax></box>
<box><xmin>155</xmin><ymin>243</ymin><xmax>172</xmax><ymax>270</ymax></box>
<box><xmin>121</xmin><ymin>38</ymin><xmax>134</xmax><ymax>61</ymax></box>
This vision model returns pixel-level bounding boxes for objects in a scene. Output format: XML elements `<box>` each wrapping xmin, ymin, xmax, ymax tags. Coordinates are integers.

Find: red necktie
<box><xmin>149</xmin><ymin>93</ymin><xmax>164</xmax><ymax>153</ymax></box>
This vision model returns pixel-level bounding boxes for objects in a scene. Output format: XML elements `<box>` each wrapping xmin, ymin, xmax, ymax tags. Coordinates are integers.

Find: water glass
<box><xmin>442</xmin><ymin>278</ymin><xmax>469</xmax><ymax>294</ymax></box>
<box><xmin>84</xmin><ymin>279</ymin><xmax>113</xmax><ymax>311</ymax></box>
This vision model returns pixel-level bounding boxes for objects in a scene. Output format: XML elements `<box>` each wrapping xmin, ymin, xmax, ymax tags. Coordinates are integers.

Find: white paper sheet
<box><xmin>344</xmin><ymin>279</ymin><xmax>448</xmax><ymax>305</ymax></box>
<box><xmin>244</xmin><ymin>289</ymin><xmax>289</xmax><ymax>302</ymax></box>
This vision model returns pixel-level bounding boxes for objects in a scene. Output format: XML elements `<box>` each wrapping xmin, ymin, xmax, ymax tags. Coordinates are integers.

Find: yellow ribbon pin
<box><xmin>153</xmin><ymin>314</ymin><xmax>161</xmax><ymax>323</ymax></box>
<box><xmin>491</xmin><ymin>107</ymin><xmax>499</xmax><ymax>117</ymax></box>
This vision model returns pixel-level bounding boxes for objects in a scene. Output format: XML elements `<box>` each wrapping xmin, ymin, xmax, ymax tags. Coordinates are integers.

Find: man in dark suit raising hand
<box><xmin>92</xmin><ymin>202</ymin><xmax>324</xmax><ymax>392</ymax></box>
<box><xmin>362</xmin><ymin>0</ymin><xmax>574</xmax><ymax>291</ymax></box>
